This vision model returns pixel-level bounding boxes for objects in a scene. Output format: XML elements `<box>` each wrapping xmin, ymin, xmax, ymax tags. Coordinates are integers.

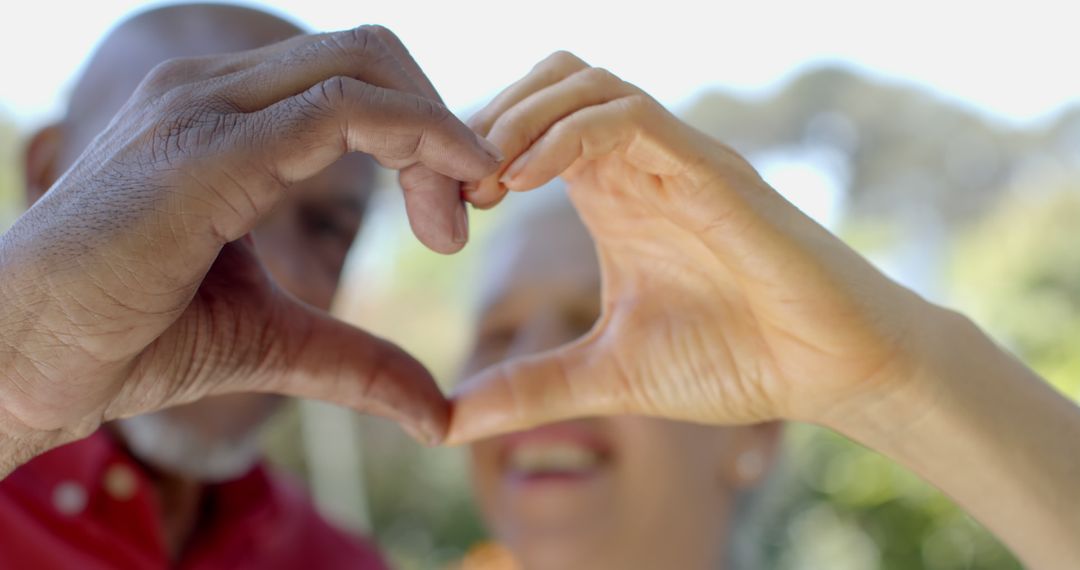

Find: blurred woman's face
<box><xmin>463</xmin><ymin>206</ymin><xmax>747</xmax><ymax>570</ymax></box>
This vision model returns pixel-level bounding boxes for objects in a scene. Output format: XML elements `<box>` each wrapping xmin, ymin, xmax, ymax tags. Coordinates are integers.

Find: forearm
<box><xmin>827</xmin><ymin>306</ymin><xmax>1080</xmax><ymax>569</ymax></box>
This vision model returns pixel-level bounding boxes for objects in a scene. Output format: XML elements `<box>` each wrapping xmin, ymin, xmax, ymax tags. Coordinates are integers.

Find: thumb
<box><xmin>446</xmin><ymin>340</ymin><xmax>621</xmax><ymax>445</ymax></box>
<box><xmin>260</xmin><ymin>298</ymin><xmax>450</xmax><ymax>446</ymax></box>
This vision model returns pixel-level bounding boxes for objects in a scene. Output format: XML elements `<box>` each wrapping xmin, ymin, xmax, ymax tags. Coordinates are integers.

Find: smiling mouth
<box><xmin>501</xmin><ymin>440</ymin><xmax>612</xmax><ymax>486</ymax></box>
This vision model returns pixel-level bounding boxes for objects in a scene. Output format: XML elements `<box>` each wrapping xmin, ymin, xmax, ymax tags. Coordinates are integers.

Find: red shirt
<box><xmin>0</xmin><ymin>430</ymin><xmax>388</xmax><ymax>569</ymax></box>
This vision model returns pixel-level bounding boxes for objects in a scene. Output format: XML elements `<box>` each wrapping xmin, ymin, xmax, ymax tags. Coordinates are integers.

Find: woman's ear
<box><xmin>721</xmin><ymin>421</ymin><xmax>783</xmax><ymax>489</ymax></box>
<box><xmin>24</xmin><ymin>123</ymin><xmax>65</xmax><ymax>206</ymax></box>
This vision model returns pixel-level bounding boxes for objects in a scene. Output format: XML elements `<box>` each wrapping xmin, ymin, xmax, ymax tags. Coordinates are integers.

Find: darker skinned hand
<box><xmin>0</xmin><ymin>25</ymin><xmax>502</xmax><ymax>474</ymax></box>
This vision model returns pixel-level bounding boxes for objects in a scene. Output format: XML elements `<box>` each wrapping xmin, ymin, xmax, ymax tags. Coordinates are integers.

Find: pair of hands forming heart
<box><xmin>0</xmin><ymin>27</ymin><xmax>929</xmax><ymax>470</ymax></box>
<box><xmin>448</xmin><ymin>51</ymin><xmax>932</xmax><ymax>442</ymax></box>
<box><xmin>4</xmin><ymin>27</ymin><xmax>1080</xmax><ymax>567</ymax></box>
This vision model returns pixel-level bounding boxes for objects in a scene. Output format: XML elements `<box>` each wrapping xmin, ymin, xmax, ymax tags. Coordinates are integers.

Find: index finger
<box><xmin>463</xmin><ymin>51</ymin><xmax>590</xmax><ymax>209</ymax></box>
<box><xmin>367</xmin><ymin>26</ymin><xmax>479</xmax><ymax>254</ymax></box>
<box><xmin>213</xmin><ymin>26</ymin><xmax>501</xmax><ymax>253</ymax></box>
<box><xmin>215</xmin><ymin>26</ymin><xmax>430</xmax><ymax>111</ymax></box>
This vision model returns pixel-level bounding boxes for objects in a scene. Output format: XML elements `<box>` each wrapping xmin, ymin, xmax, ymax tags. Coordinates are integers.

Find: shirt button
<box><xmin>103</xmin><ymin>463</ymin><xmax>138</xmax><ymax>501</ymax></box>
<box><xmin>53</xmin><ymin>481</ymin><xmax>87</xmax><ymax>516</ymax></box>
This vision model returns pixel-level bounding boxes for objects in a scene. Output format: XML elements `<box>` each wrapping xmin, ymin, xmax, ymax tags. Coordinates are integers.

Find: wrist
<box><xmin>813</xmin><ymin>300</ymin><xmax>963</xmax><ymax>447</ymax></box>
<box><xmin>813</xmin><ymin>304</ymin><xmax>1080</xmax><ymax>568</ymax></box>
<box><xmin>0</xmin><ymin>400</ymin><xmax>57</xmax><ymax>478</ymax></box>
<box><xmin>0</xmin><ymin>269</ymin><xmax>60</xmax><ymax>477</ymax></box>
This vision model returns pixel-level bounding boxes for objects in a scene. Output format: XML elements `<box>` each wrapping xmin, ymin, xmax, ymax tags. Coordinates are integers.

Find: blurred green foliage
<box><xmin>750</xmin><ymin>424</ymin><xmax>1022</xmax><ymax>570</ymax></box>
<box><xmin>952</xmin><ymin>187</ymin><xmax>1080</xmax><ymax>400</ymax></box>
<box><xmin>0</xmin><ymin>117</ymin><xmax>20</xmax><ymax>231</ymax></box>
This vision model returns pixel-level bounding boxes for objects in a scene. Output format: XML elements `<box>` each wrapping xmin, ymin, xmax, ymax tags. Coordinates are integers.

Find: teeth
<box><xmin>508</xmin><ymin>443</ymin><xmax>601</xmax><ymax>474</ymax></box>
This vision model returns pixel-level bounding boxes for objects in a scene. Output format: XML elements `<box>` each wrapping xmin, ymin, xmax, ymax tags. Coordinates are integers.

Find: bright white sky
<box><xmin>1</xmin><ymin>0</ymin><xmax>1078</xmax><ymax>129</ymax></box>
<box><xmin>1</xmin><ymin>0</ymin><xmax>1075</xmax><ymax>268</ymax></box>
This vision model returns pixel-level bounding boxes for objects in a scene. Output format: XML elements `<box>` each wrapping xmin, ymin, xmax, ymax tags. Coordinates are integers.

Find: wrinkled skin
<box><xmin>450</xmin><ymin>51</ymin><xmax>926</xmax><ymax>440</ymax></box>
<box><xmin>0</xmin><ymin>25</ymin><xmax>502</xmax><ymax>474</ymax></box>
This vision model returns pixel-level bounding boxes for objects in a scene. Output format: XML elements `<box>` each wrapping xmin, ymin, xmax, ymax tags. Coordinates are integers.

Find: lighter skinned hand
<box><xmin>449</xmin><ymin>52</ymin><xmax>932</xmax><ymax>443</ymax></box>
<box><xmin>0</xmin><ymin>25</ymin><xmax>502</xmax><ymax>473</ymax></box>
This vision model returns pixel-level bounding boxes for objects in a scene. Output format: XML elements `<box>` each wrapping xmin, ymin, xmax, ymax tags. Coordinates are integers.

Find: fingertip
<box><xmin>462</xmin><ymin>179</ymin><xmax>507</xmax><ymax>210</ymax></box>
<box><xmin>399</xmin><ymin>166</ymin><xmax>469</xmax><ymax>254</ymax></box>
<box><xmin>268</xmin><ymin>300</ymin><xmax>453</xmax><ymax>447</ymax></box>
<box><xmin>405</xmin><ymin>211</ymin><xmax>463</xmax><ymax>255</ymax></box>
<box><xmin>444</xmin><ymin>369</ymin><xmax>526</xmax><ymax>445</ymax></box>
<box><xmin>500</xmin><ymin>176</ymin><xmax>545</xmax><ymax>194</ymax></box>
<box><xmin>452</xmin><ymin>128</ymin><xmax>504</xmax><ymax>181</ymax></box>
<box><xmin>444</xmin><ymin>402</ymin><xmax>505</xmax><ymax>446</ymax></box>
<box><xmin>364</xmin><ymin>348</ymin><xmax>452</xmax><ymax>446</ymax></box>
<box><xmin>415</xmin><ymin>232</ymin><xmax>467</xmax><ymax>255</ymax></box>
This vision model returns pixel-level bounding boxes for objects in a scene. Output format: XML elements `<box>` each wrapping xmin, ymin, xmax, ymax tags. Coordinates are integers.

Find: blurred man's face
<box><xmin>463</xmin><ymin>204</ymin><xmax>738</xmax><ymax>570</ymax></box>
<box><xmin>253</xmin><ymin>153</ymin><xmax>373</xmax><ymax>311</ymax></box>
<box><xmin>114</xmin><ymin>154</ymin><xmax>374</xmax><ymax>480</ymax></box>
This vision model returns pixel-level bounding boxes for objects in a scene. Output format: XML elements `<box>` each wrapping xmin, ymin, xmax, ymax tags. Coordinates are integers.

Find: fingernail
<box><xmin>501</xmin><ymin>148</ymin><xmax>533</xmax><ymax>186</ymax></box>
<box><xmin>474</xmin><ymin>133</ymin><xmax>504</xmax><ymax>163</ymax></box>
<box><xmin>453</xmin><ymin>200</ymin><xmax>469</xmax><ymax>244</ymax></box>
<box><xmin>461</xmin><ymin>180</ymin><xmax>479</xmax><ymax>195</ymax></box>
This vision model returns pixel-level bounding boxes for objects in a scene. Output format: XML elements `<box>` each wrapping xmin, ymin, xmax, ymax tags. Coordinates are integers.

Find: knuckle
<box><xmin>377</xmin><ymin>100</ymin><xmax>452</xmax><ymax>165</ymax></box>
<box><xmin>542</xmin><ymin>50</ymin><xmax>587</xmax><ymax>71</ymax></box>
<box><xmin>619</xmin><ymin>93</ymin><xmax>658</xmax><ymax>119</ymax></box>
<box><xmin>578</xmin><ymin>66</ymin><xmax>621</xmax><ymax>87</ymax></box>
<box><xmin>423</xmin><ymin>99</ymin><xmax>452</xmax><ymax>124</ymax></box>
<box><xmin>297</xmin><ymin>76</ymin><xmax>352</xmax><ymax>116</ymax></box>
<box><xmin>530</xmin><ymin>50</ymin><xmax>589</xmax><ymax>86</ymax></box>
<box><xmin>318</xmin><ymin>75</ymin><xmax>351</xmax><ymax>107</ymax></box>
<box><xmin>493</xmin><ymin>106</ymin><xmax>533</xmax><ymax>143</ymax></box>
<box><xmin>323</xmin><ymin>26</ymin><xmax>395</xmax><ymax>69</ymax></box>
<box><xmin>141</xmin><ymin>56</ymin><xmax>202</xmax><ymax>94</ymax></box>
<box><xmin>145</xmin><ymin>93</ymin><xmax>241</xmax><ymax>167</ymax></box>
<box><xmin>359</xmin><ymin>23</ymin><xmax>392</xmax><ymax>39</ymax></box>
<box><xmin>343</xmin><ymin>25</ymin><xmax>378</xmax><ymax>54</ymax></box>
<box><xmin>547</xmin><ymin>116</ymin><xmax>577</xmax><ymax>142</ymax></box>
<box><xmin>200</xmin><ymin>55</ymin><xmax>246</xmax><ymax>78</ymax></box>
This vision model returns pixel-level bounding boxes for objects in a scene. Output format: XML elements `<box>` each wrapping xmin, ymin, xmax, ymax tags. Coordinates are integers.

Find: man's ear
<box><xmin>24</xmin><ymin>123</ymin><xmax>65</xmax><ymax>206</ymax></box>
<box><xmin>721</xmin><ymin>421</ymin><xmax>783</xmax><ymax>490</ymax></box>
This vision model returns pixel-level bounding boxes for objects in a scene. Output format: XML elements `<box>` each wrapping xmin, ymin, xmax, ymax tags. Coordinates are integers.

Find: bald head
<box><xmin>61</xmin><ymin>3</ymin><xmax>304</xmax><ymax>162</ymax></box>
<box><xmin>475</xmin><ymin>188</ymin><xmax>601</xmax><ymax>321</ymax></box>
